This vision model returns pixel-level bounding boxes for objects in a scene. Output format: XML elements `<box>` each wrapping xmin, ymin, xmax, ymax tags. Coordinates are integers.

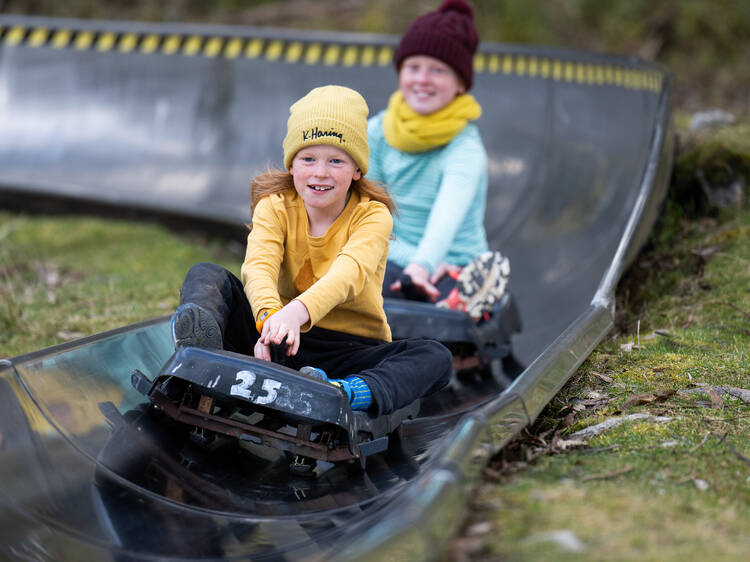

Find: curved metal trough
<box><xmin>0</xmin><ymin>15</ymin><xmax>673</xmax><ymax>560</ymax></box>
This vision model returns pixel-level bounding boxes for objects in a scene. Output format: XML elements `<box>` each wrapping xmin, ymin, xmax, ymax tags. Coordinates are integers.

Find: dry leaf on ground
<box><xmin>622</xmin><ymin>392</ymin><xmax>657</xmax><ymax>409</ymax></box>
<box><xmin>581</xmin><ymin>465</ymin><xmax>633</xmax><ymax>481</ymax></box>
<box><xmin>707</xmin><ymin>388</ymin><xmax>724</xmax><ymax>409</ymax></box>
<box><xmin>622</xmin><ymin>389</ymin><xmax>675</xmax><ymax>409</ymax></box>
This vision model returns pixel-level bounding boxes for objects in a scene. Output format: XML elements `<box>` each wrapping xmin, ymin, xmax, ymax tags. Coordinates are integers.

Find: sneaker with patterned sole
<box><xmin>437</xmin><ymin>251</ymin><xmax>510</xmax><ymax>319</ymax></box>
<box><xmin>171</xmin><ymin>303</ymin><xmax>223</xmax><ymax>349</ymax></box>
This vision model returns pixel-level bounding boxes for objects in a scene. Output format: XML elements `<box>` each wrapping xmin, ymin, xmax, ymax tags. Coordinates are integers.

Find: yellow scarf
<box><xmin>383</xmin><ymin>91</ymin><xmax>482</xmax><ymax>153</ymax></box>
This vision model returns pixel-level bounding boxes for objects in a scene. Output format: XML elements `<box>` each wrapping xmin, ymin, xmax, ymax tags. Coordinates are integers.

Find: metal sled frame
<box><xmin>132</xmin><ymin>346</ymin><xmax>419</xmax><ymax>464</ymax></box>
<box><xmin>385</xmin><ymin>292</ymin><xmax>522</xmax><ymax>377</ymax></box>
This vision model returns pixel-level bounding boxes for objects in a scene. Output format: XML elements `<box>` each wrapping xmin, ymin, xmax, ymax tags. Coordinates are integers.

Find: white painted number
<box><xmin>230</xmin><ymin>370</ymin><xmax>282</xmax><ymax>405</ymax></box>
<box><xmin>230</xmin><ymin>370</ymin><xmax>255</xmax><ymax>399</ymax></box>
<box><xmin>256</xmin><ymin>378</ymin><xmax>282</xmax><ymax>405</ymax></box>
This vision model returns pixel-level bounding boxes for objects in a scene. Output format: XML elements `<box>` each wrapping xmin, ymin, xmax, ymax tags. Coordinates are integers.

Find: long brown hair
<box><xmin>250</xmin><ymin>168</ymin><xmax>396</xmax><ymax>215</ymax></box>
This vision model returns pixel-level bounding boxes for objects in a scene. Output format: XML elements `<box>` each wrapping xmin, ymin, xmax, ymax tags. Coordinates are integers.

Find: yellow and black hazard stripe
<box><xmin>474</xmin><ymin>52</ymin><xmax>662</xmax><ymax>93</ymax></box>
<box><xmin>0</xmin><ymin>24</ymin><xmax>396</xmax><ymax>66</ymax></box>
<box><xmin>0</xmin><ymin>23</ymin><xmax>662</xmax><ymax>93</ymax></box>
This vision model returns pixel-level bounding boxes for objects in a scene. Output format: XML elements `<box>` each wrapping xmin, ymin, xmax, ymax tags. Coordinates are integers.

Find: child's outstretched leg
<box><xmin>173</xmin><ymin>262</ymin><xmax>257</xmax><ymax>353</ymax></box>
<box><xmin>353</xmin><ymin>338</ymin><xmax>452</xmax><ymax>415</ymax></box>
<box><xmin>287</xmin><ymin>328</ymin><xmax>452</xmax><ymax>416</ymax></box>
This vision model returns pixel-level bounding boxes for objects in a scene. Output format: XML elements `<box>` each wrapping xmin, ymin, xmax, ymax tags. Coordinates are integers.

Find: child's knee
<box><xmin>185</xmin><ymin>262</ymin><xmax>232</xmax><ymax>289</ymax></box>
<box><xmin>425</xmin><ymin>340</ymin><xmax>453</xmax><ymax>383</ymax></box>
<box><xmin>188</xmin><ymin>262</ymin><xmax>224</xmax><ymax>277</ymax></box>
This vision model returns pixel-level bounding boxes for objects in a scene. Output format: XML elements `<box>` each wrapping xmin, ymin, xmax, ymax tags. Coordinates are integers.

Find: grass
<box><xmin>0</xmin><ymin>213</ymin><xmax>241</xmax><ymax>357</ymax></box>
<box><xmin>450</xmin><ymin>121</ymin><xmax>750</xmax><ymax>561</ymax></box>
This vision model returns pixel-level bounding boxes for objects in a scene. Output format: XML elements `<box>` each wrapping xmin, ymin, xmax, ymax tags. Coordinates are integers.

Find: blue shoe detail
<box><xmin>333</xmin><ymin>378</ymin><xmax>353</xmax><ymax>402</ymax></box>
<box><xmin>299</xmin><ymin>366</ymin><xmax>329</xmax><ymax>381</ymax></box>
<box><xmin>298</xmin><ymin>368</ymin><xmax>371</xmax><ymax>409</ymax></box>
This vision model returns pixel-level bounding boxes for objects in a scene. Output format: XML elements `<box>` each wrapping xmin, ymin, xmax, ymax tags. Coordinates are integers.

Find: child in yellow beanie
<box><xmin>172</xmin><ymin>85</ymin><xmax>451</xmax><ymax>414</ymax></box>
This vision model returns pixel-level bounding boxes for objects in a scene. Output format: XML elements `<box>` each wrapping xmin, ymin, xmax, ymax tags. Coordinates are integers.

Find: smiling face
<box><xmin>398</xmin><ymin>55</ymin><xmax>466</xmax><ymax>115</ymax></box>
<box><xmin>289</xmin><ymin>144</ymin><xmax>361</xmax><ymax>219</ymax></box>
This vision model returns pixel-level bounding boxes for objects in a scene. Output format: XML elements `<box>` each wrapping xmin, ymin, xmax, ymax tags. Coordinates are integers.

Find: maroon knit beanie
<box><xmin>394</xmin><ymin>0</ymin><xmax>479</xmax><ymax>90</ymax></box>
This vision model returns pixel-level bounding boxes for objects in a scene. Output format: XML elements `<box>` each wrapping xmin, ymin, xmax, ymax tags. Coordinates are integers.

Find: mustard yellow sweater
<box><xmin>241</xmin><ymin>189</ymin><xmax>393</xmax><ymax>341</ymax></box>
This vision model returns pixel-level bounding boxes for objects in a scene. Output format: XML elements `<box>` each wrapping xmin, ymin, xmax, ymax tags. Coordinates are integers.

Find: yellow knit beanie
<box><xmin>283</xmin><ymin>85</ymin><xmax>369</xmax><ymax>174</ymax></box>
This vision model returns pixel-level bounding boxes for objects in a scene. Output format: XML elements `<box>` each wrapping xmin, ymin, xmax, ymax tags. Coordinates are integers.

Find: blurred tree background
<box><xmin>1</xmin><ymin>0</ymin><xmax>749</xmax><ymax>113</ymax></box>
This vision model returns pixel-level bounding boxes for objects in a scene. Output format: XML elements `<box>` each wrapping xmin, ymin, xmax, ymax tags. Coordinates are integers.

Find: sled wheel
<box><xmin>288</xmin><ymin>454</ymin><xmax>317</xmax><ymax>476</ymax></box>
<box><xmin>189</xmin><ymin>425</ymin><xmax>217</xmax><ymax>447</ymax></box>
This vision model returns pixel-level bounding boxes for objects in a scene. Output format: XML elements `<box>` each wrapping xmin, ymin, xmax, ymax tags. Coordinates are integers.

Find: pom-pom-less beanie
<box><xmin>283</xmin><ymin>85</ymin><xmax>370</xmax><ymax>174</ymax></box>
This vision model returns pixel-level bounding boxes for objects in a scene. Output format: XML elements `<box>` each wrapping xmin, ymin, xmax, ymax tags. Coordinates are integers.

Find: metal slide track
<box><xmin>0</xmin><ymin>15</ymin><xmax>673</xmax><ymax>560</ymax></box>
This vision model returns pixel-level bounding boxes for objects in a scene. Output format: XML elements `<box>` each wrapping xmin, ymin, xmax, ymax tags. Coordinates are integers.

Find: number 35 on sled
<box><xmin>131</xmin><ymin>346</ymin><xmax>418</xmax><ymax>472</ymax></box>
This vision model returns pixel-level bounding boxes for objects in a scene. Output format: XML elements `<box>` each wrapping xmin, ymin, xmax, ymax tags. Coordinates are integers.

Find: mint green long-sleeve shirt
<box><xmin>367</xmin><ymin>112</ymin><xmax>489</xmax><ymax>273</ymax></box>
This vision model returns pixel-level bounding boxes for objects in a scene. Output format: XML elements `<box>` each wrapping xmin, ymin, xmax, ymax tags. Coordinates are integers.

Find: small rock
<box><xmin>693</xmin><ymin>478</ymin><xmax>710</xmax><ymax>491</ymax></box>
<box><xmin>466</xmin><ymin>521</ymin><xmax>493</xmax><ymax>536</ymax></box>
<box><xmin>569</xmin><ymin>414</ymin><xmax>673</xmax><ymax>440</ymax></box>
<box><xmin>689</xmin><ymin>108</ymin><xmax>735</xmax><ymax>133</ymax></box>
<box><xmin>57</xmin><ymin>330</ymin><xmax>84</xmax><ymax>340</ymax></box>
<box><xmin>523</xmin><ymin>530</ymin><xmax>586</xmax><ymax>552</ymax></box>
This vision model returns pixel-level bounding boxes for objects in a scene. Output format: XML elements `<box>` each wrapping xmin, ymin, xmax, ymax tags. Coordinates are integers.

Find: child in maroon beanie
<box><xmin>369</xmin><ymin>0</ymin><xmax>510</xmax><ymax>320</ymax></box>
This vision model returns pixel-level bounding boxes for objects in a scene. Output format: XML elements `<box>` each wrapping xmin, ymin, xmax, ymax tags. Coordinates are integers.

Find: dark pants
<box><xmin>382</xmin><ymin>260</ymin><xmax>457</xmax><ymax>301</ymax></box>
<box><xmin>179</xmin><ymin>262</ymin><xmax>452</xmax><ymax>415</ymax></box>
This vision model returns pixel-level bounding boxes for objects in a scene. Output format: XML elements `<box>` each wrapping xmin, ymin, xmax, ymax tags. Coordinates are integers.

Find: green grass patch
<box><xmin>453</xmin><ymin>123</ymin><xmax>750</xmax><ymax>561</ymax></box>
<box><xmin>0</xmin><ymin>212</ymin><xmax>241</xmax><ymax>357</ymax></box>
<box><xmin>475</xmin><ymin>477</ymin><xmax>750</xmax><ymax>561</ymax></box>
